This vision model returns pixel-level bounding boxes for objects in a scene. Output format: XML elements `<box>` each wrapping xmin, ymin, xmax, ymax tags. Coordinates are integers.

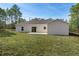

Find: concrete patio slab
<box><xmin>28</xmin><ymin>32</ymin><xmax>47</xmax><ymax>34</ymax></box>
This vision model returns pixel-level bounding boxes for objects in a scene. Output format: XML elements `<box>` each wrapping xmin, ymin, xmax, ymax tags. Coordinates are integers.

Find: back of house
<box><xmin>16</xmin><ymin>20</ymin><xmax>69</xmax><ymax>35</ymax></box>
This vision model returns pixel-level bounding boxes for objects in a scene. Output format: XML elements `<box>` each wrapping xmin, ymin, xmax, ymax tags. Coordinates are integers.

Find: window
<box><xmin>44</xmin><ymin>26</ymin><xmax>46</xmax><ymax>30</ymax></box>
<box><xmin>21</xmin><ymin>27</ymin><xmax>24</xmax><ymax>31</ymax></box>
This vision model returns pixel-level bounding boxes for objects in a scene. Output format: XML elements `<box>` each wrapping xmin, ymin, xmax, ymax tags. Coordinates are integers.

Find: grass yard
<box><xmin>0</xmin><ymin>30</ymin><xmax>79</xmax><ymax>56</ymax></box>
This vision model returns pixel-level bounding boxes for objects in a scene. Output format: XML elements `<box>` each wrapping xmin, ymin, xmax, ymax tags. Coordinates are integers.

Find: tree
<box><xmin>0</xmin><ymin>8</ymin><xmax>6</xmax><ymax>30</ymax></box>
<box><xmin>31</xmin><ymin>18</ymin><xmax>40</xmax><ymax>21</ymax></box>
<box><xmin>10</xmin><ymin>4</ymin><xmax>22</xmax><ymax>24</ymax></box>
<box><xmin>18</xmin><ymin>18</ymin><xmax>26</xmax><ymax>23</ymax></box>
<box><xmin>46</xmin><ymin>18</ymin><xmax>53</xmax><ymax>20</ymax></box>
<box><xmin>0</xmin><ymin>4</ymin><xmax>24</xmax><ymax>30</ymax></box>
<box><xmin>69</xmin><ymin>13</ymin><xmax>77</xmax><ymax>32</ymax></box>
<box><xmin>6</xmin><ymin>4</ymin><xmax>22</xmax><ymax>29</ymax></box>
<box><xmin>70</xmin><ymin>3</ymin><xmax>79</xmax><ymax>32</ymax></box>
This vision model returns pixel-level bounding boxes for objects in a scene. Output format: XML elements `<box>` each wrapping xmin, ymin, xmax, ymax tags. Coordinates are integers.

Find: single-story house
<box><xmin>16</xmin><ymin>20</ymin><xmax>69</xmax><ymax>35</ymax></box>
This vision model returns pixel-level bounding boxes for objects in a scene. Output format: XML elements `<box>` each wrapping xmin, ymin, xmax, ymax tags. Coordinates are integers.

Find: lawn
<box><xmin>0</xmin><ymin>30</ymin><xmax>79</xmax><ymax>56</ymax></box>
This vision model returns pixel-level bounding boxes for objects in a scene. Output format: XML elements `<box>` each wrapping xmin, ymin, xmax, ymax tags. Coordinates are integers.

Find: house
<box><xmin>16</xmin><ymin>19</ymin><xmax>69</xmax><ymax>35</ymax></box>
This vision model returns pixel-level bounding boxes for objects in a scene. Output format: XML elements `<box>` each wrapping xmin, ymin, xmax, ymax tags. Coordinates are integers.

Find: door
<box><xmin>32</xmin><ymin>27</ymin><xmax>36</xmax><ymax>32</ymax></box>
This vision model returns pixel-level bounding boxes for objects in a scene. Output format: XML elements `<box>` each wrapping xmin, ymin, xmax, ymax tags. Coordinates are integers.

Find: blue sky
<box><xmin>0</xmin><ymin>3</ymin><xmax>75</xmax><ymax>21</ymax></box>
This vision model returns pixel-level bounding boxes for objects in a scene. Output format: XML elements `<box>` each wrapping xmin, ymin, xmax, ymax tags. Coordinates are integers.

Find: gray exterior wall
<box><xmin>47</xmin><ymin>21</ymin><xmax>69</xmax><ymax>35</ymax></box>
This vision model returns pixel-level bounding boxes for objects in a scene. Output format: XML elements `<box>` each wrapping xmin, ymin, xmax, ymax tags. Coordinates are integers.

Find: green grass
<box><xmin>0</xmin><ymin>30</ymin><xmax>79</xmax><ymax>56</ymax></box>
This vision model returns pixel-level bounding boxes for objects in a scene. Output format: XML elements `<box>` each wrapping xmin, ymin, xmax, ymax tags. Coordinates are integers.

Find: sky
<box><xmin>0</xmin><ymin>3</ymin><xmax>75</xmax><ymax>21</ymax></box>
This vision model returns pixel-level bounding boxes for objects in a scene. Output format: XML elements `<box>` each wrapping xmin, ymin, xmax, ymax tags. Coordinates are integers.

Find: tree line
<box><xmin>70</xmin><ymin>3</ymin><xmax>79</xmax><ymax>33</ymax></box>
<box><xmin>0</xmin><ymin>4</ymin><xmax>26</xmax><ymax>30</ymax></box>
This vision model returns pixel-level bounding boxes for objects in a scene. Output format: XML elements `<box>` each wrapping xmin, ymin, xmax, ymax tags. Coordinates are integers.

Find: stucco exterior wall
<box><xmin>29</xmin><ymin>24</ymin><xmax>47</xmax><ymax>33</ymax></box>
<box><xmin>16</xmin><ymin>23</ymin><xmax>29</xmax><ymax>32</ymax></box>
<box><xmin>16</xmin><ymin>21</ymin><xmax>69</xmax><ymax>35</ymax></box>
<box><xmin>16</xmin><ymin>24</ymin><xmax>48</xmax><ymax>33</ymax></box>
<box><xmin>48</xmin><ymin>21</ymin><xmax>69</xmax><ymax>35</ymax></box>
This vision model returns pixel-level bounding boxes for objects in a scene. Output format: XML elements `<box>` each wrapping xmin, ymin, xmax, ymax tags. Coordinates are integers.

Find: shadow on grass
<box><xmin>0</xmin><ymin>30</ymin><xmax>16</xmax><ymax>37</ymax></box>
<box><xmin>69</xmin><ymin>32</ymin><xmax>79</xmax><ymax>37</ymax></box>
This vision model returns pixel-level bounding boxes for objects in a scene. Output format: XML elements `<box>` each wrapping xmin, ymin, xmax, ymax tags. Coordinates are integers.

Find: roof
<box><xmin>28</xmin><ymin>20</ymin><xmax>52</xmax><ymax>24</ymax></box>
<box><xmin>16</xmin><ymin>20</ymin><xmax>68</xmax><ymax>25</ymax></box>
<box><xmin>48</xmin><ymin>20</ymin><xmax>69</xmax><ymax>24</ymax></box>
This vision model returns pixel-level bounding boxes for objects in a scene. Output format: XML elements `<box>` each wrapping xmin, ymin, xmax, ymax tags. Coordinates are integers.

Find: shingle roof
<box><xmin>17</xmin><ymin>20</ymin><xmax>68</xmax><ymax>25</ymax></box>
<box><xmin>48</xmin><ymin>20</ymin><xmax>68</xmax><ymax>24</ymax></box>
<box><xmin>28</xmin><ymin>20</ymin><xmax>52</xmax><ymax>24</ymax></box>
